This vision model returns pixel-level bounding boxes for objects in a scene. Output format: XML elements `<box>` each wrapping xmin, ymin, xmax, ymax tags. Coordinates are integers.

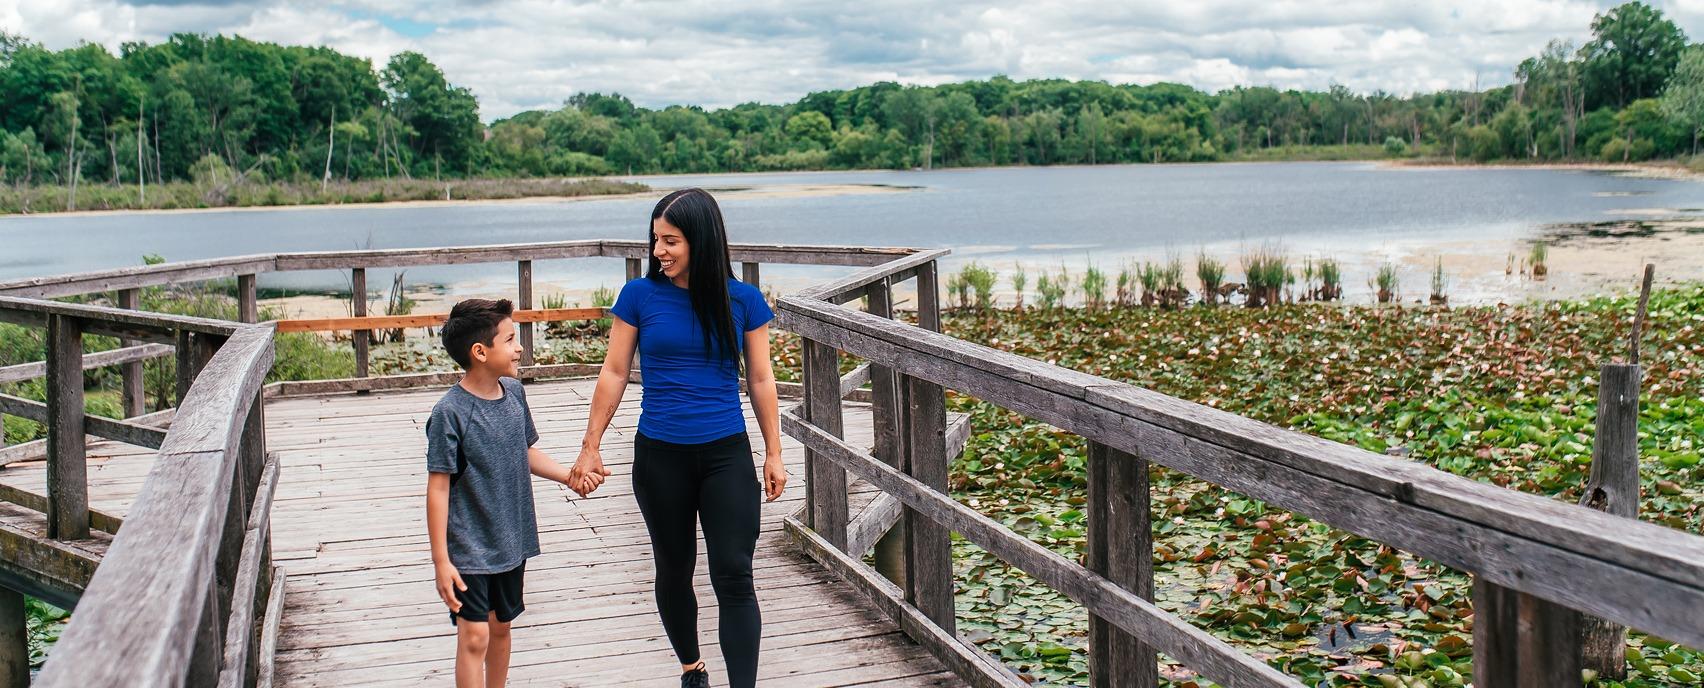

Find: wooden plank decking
<box><xmin>261</xmin><ymin>377</ymin><xmax>964</xmax><ymax>687</ymax></box>
<box><xmin>0</xmin><ymin>377</ymin><xmax>962</xmax><ymax>686</ymax></box>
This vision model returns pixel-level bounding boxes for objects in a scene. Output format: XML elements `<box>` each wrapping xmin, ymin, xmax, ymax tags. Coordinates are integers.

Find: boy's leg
<box><xmin>485</xmin><ymin>613</ymin><xmax>511</xmax><ymax>688</ymax></box>
<box><xmin>699</xmin><ymin>437</ymin><xmax>763</xmax><ymax>688</ymax></box>
<box><xmin>456</xmin><ymin>620</ymin><xmax>490</xmax><ymax>688</ymax></box>
<box><xmin>632</xmin><ymin>436</ymin><xmax>704</xmax><ymax>671</ymax></box>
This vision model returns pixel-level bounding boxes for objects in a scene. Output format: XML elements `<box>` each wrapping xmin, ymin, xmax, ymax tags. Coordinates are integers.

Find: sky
<box><xmin>7</xmin><ymin>1</ymin><xmax>1704</xmax><ymax>121</ymax></box>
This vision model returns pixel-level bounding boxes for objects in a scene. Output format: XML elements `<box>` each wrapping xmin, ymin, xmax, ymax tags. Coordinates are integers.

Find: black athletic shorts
<box><xmin>450</xmin><ymin>560</ymin><xmax>526</xmax><ymax>625</ymax></box>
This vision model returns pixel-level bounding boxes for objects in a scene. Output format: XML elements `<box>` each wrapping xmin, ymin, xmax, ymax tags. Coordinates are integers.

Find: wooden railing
<box><xmin>776</xmin><ymin>253</ymin><xmax>1704</xmax><ymax>687</ymax></box>
<box><xmin>0</xmin><ymin>297</ymin><xmax>278</xmax><ymax>687</ymax></box>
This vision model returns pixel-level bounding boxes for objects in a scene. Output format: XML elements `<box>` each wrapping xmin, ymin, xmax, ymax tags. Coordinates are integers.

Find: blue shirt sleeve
<box><xmin>425</xmin><ymin>404</ymin><xmax>461</xmax><ymax>474</ymax></box>
<box><xmin>610</xmin><ymin>278</ymin><xmax>648</xmax><ymax>327</ymax></box>
<box><xmin>737</xmin><ymin>283</ymin><xmax>774</xmax><ymax>332</ymax></box>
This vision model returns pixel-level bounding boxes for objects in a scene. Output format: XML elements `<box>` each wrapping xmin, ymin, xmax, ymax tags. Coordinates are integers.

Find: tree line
<box><xmin>4</xmin><ymin>1</ymin><xmax>1703</xmax><ymax>189</ymax></box>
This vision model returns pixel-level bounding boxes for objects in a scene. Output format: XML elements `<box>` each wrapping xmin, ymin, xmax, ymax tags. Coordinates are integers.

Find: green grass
<box><xmin>0</xmin><ymin>177</ymin><xmax>647</xmax><ymax>215</ymax></box>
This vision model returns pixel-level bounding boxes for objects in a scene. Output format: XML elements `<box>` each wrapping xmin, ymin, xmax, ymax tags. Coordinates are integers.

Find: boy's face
<box><xmin>471</xmin><ymin>318</ymin><xmax>523</xmax><ymax>377</ymax></box>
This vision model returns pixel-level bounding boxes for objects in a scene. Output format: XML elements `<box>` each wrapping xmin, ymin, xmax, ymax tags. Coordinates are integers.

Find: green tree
<box><xmin>784</xmin><ymin>111</ymin><xmax>832</xmax><ymax>149</ymax></box>
<box><xmin>381</xmin><ymin>51</ymin><xmax>481</xmax><ymax>175</ymax></box>
<box><xmin>1661</xmin><ymin>45</ymin><xmax>1704</xmax><ymax>154</ymax></box>
<box><xmin>1580</xmin><ymin>2</ymin><xmax>1688</xmax><ymax>109</ymax></box>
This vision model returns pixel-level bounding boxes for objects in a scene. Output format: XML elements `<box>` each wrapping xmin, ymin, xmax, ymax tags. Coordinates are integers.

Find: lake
<box><xmin>4</xmin><ymin>162</ymin><xmax>1701</xmax><ymax>304</ymax></box>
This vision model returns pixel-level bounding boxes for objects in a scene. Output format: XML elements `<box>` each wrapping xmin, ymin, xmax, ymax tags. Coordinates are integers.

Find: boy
<box><xmin>425</xmin><ymin>298</ymin><xmax>609</xmax><ymax>687</ymax></box>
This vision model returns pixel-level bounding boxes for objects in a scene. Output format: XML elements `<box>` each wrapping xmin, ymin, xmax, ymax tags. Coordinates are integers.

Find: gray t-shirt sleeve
<box><xmin>505</xmin><ymin>378</ymin><xmax>540</xmax><ymax>447</ymax></box>
<box><xmin>425</xmin><ymin>403</ymin><xmax>461</xmax><ymax>474</ymax></box>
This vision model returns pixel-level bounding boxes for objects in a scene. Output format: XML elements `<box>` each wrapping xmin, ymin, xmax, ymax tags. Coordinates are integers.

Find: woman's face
<box><xmin>652</xmin><ymin>217</ymin><xmax>690</xmax><ymax>283</ymax></box>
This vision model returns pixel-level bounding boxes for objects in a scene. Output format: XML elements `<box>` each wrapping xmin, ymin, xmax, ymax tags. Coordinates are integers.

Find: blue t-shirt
<box><xmin>610</xmin><ymin>276</ymin><xmax>774</xmax><ymax>444</ymax></box>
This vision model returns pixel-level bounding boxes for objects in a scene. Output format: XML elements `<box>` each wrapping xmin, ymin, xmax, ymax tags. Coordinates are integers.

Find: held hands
<box><xmin>434</xmin><ymin>559</ymin><xmax>466</xmax><ymax>613</ymax></box>
<box><xmin>763</xmin><ymin>450</ymin><xmax>787</xmax><ymax>502</ymax></box>
<box><xmin>568</xmin><ymin>445</ymin><xmax>612</xmax><ymax>497</ymax></box>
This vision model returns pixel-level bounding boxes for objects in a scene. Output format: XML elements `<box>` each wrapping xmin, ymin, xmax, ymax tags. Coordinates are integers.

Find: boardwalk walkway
<box><xmin>0</xmin><ymin>377</ymin><xmax>962</xmax><ymax>686</ymax></box>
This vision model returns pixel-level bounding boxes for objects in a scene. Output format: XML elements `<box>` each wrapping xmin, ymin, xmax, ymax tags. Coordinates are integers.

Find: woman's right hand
<box><xmin>570</xmin><ymin>444</ymin><xmax>611</xmax><ymax>496</ymax></box>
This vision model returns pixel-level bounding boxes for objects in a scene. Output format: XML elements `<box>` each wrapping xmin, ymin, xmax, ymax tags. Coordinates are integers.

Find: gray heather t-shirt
<box><xmin>425</xmin><ymin>377</ymin><xmax>541</xmax><ymax>574</ymax></box>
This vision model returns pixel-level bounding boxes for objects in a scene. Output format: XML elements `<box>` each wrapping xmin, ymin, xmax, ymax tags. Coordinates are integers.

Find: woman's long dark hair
<box><xmin>649</xmin><ymin>188</ymin><xmax>740</xmax><ymax>363</ymax></box>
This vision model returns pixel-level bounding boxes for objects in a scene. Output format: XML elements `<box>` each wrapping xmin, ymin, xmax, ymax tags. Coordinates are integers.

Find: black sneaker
<box><xmin>681</xmin><ymin>663</ymin><xmax>710</xmax><ymax>688</ymax></box>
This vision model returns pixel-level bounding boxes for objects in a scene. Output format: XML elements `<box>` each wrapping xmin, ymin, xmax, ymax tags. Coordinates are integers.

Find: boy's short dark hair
<box><xmin>442</xmin><ymin>299</ymin><xmax>514</xmax><ymax>370</ymax></box>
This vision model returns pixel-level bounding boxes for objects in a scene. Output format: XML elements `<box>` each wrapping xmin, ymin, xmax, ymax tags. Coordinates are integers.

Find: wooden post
<box><xmin>916</xmin><ymin>261</ymin><xmax>940</xmax><ymax>332</ymax></box>
<box><xmin>118</xmin><ymin>287</ymin><xmax>146</xmax><ymax>417</ymax></box>
<box><xmin>186</xmin><ymin>579</ymin><xmax>223</xmax><ymax>687</ymax></box>
<box><xmin>803</xmin><ymin>338</ymin><xmax>848</xmax><ymax>548</ymax></box>
<box><xmin>518</xmin><ymin>260</ymin><xmax>535</xmax><ymax>367</ymax></box>
<box><xmin>866</xmin><ymin>278</ymin><xmax>908</xmax><ymax>587</ymax></box>
<box><xmin>175</xmin><ymin>331</ymin><xmax>217</xmax><ymax>406</ymax></box>
<box><xmin>1579</xmin><ymin>363</ymin><xmax>1640</xmax><ymax>678</ymax></box>
<box><xmin>903</xmin><ymin>373</ymin><xmax>953</xmax><ymax>632</ymax></box>
<box><xmin>237</xmin><ymin>273</ymin><xmax>258</xmax><ymax>324</ymax></box>
<box><xmin>0</xmin><ymin>587</ymin><xmax>24</xmax><ymax>688</ymax></box>
<box><xmin>352</xmin><ymin>268</ymin><xmax>369</xmax><ymax>381</ymax></box>
<box><xmin>1087</xmin><ymin>442</ymin><xmax>1158</xmax><ymax>688</ymax></box>
<box><xmin>243</xmin><ymin>394</ymin><xmax>271</xmax><ymax>688</ymax></box>
<box><xmin>626</xmin><ymin>257</ymin><xmax>643</xmax><ymax>281</ymax></box>
<box><xmin>742</xmin><ymin>262</ymin><xmax>761</xmax><ymax>290</ymax></box>
<box><xmin>1473</xmin><ymin>577</ymin><xmax>1582</xmax><ymax>687</ymax></box>
<box><xmin>47</xmin><ymin>314</ymin><xmax>89</xmax><ymax>540</ymax></box>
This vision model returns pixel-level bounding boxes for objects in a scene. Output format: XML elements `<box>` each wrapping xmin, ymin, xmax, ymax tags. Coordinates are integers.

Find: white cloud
<box><xmin>7</xmin><ymin>0</ymin><xmax>1704</xmax><ymax>120</ymax></box>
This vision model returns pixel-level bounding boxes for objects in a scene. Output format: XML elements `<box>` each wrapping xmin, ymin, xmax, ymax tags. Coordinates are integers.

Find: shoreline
<box><xmin>0</xmin><ymin>182</ymin><xmax>915</xmax><ymax>220</ymax></box>
<box><xmin>1383</xmin><ymin>158</ymin><xmax>1704</xmax><ymax>181</ymax></box>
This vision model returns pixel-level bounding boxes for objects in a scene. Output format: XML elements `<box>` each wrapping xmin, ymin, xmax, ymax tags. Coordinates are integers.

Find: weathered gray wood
<box><xmin>255</xmin><ymin>568</ymin><xmax>285</xmax><ymax>688</ymax></box>
<box><xmin>273</xmin><ymin>241</ymin><xmax>603</xmax><ymax>270</ymax></box>
<box><xmin>1517</xmin><ymin>592</ymin><xmax>1581</xmax><ymax>688</ymax></box>
<box><xmin>797</xmin><ymin>249</ymin><xmax>951</xmax><ymax>304</ymax></box>
<box><xmin>804</xmin><ymin>338</ymin><xmax>848</xmax><ymax>548</ymax></box>
<box><xmin>840</xmin><ymin>362</ymin><xmax>872</xmax><ymax>397</ymax></box>
<box><xmin>849</xmin><ymin>412</ymin><xmax>971</xmax><ymax>559</ymax></box>
<box><xmin>0</xmin><ymin>587</ymin><xmax>24</xmax><ymax>688</ymax></box>
<box><xmin>0</xmin><ymin>393</ymin><xmax>167</xmax><ymax>450</ymax></box>
<box><xmin>1581</xmin><ymin>362</ymin><xmax>1639</xmax><ymax>679</ymax></box>
<box><xmin>0</xmin><ymin>522</ymin><xmax>101</xmax><ymax>610</ymax></box>
<box><xmin>518</xmin><ymin>260</ymin><xmax>535</xmax><ymax>367</ymax></box>
<box><xmin>46</xmin><ymin>314</ymin><xmax>88</xmax><ymax>540</ymax></box>
<box><xmin>36</xmin><ymin>324</ymin><xmax>275</xmax><ymax>688</ymax></box>
<box><xmin>625</xmin><ymin>257</ymin><xmax>643</xmax><ymax>281</ymax></box>
<box><xmin>1087</xmin><ymin>442</ymin><xmax>1158</xmax><ymax>688</ymax></box>
<box><xmin>781</xmin><ymin>408</ymin><xmax>1299</xmax><ymax>688</ymax></box>
<box><xmin>0</xmin><ymin>295</ymin><xmax>240</xmax><ymax>338</ymax></box>
<box><xmin>775</xmin><ymin>292</ymin><xmax>1704</xmax><ymax>647</ymax></box>
<box><xmin>742</xmin><ymin>262</ymin><xmax>761</xmax><ymax>290</ymax></box>
<box><xmin>0</xmin><ymin>342</ymin><xmax>173</xmax><ymax>385</ymax></box>
<box><xmin>238</xmin><ymin>274</ymin><xmax>258</xmax><ymax>324</ymax></box>
<box><xmin>0</xmin><ymin>482</ymin><xmax>122</xmax><ymax>535</ymax></box>
<box><xmin>783</xmin><ymin>514</ymin><xmax>1030</xmax><ymax>688</ymax></box>
<box><xmin>351</xmin><ymin>268</ymin><xmax>369</xmax><ymax>380</ymax></box>
<box><xmin>915</xmin><ymin>261</ymin><xmax>940</xmax><ymax>332</ymax></box>
<box><xmin>1472</xmin><ymin>577</ymin><xmax>1519</xmax><ymax>688</ymax></box>
<box><xmin>902</xmin><ymin>374</ymin><xmax>954</xmax><ymax>635</ymax></box>
<box><xmin>218</xmin><ymin>455</ymin><xmax>279</xmax><ymax>688</ymax></box>
<box><xmin>118</xmin><ymin>288</ymin><xmax>147</xmax><ymax>417</ymax></box>
<box><xmin>0</xmin><ymin>256</ymin><xmax>276</xmax><ymax>299</ymax></box>
<box><xmin>187</xmin><ymin>581</ymin><xmax>222</xmax><ymax>687</ymax></box>
<box><xmin>866</xmin><ymin>278</ymin><xmax>908</xmax><ymax>588</ymax></box>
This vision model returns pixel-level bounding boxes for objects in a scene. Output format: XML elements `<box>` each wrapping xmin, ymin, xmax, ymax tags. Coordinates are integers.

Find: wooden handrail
<box><xmin>36</xmin><ymin>324</ymin><xmax>275</xmax><ymax>687</ymax></box>
<box><xmin>272</xmin><ymin>307</ymin><xmax>608</xmax><ymax>333</ymax></box>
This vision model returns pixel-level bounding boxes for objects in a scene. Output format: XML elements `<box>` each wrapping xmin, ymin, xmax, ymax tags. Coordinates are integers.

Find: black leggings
<box><xmin>632</xmin><ymin>431</ymin><xmax>762</xmax><ymax>687</ymax></box>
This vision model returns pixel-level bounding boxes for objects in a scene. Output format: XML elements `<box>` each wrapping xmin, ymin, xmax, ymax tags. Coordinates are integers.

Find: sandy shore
<box><xmin>1384</xmin><ymin>159</ymin><xmax>1704</xmax><ymax>181</ymax></box>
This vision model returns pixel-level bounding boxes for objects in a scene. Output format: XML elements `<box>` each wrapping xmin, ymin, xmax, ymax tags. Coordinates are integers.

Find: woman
<box><xmin>571</xmin><ymin>188</ymin><xmax>787</xmax><ymax>688</ymax></box>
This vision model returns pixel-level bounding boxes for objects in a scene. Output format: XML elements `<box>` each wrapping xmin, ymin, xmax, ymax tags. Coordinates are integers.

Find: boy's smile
<box><xmin>478</xmin><ymin>318</ymin><xmax>525</xmax><ymax>378</ymax></box>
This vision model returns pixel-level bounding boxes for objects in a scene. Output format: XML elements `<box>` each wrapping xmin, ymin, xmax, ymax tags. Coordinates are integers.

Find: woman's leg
<box><xmin>699</xmin><ymin>436</ymin><xmax>763</xmax><ymax>688</ymax></box>
<box><xmin>632</xmin><ymin>437</ymin><xmax>704</xmax><ymax>669</ymax></box>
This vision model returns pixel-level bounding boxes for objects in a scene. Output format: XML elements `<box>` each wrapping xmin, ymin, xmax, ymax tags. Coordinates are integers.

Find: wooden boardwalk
<box><xmin>260</xmin><ymin>377</ymin><xmax>964</xmax><ymax>687</ymax></box>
